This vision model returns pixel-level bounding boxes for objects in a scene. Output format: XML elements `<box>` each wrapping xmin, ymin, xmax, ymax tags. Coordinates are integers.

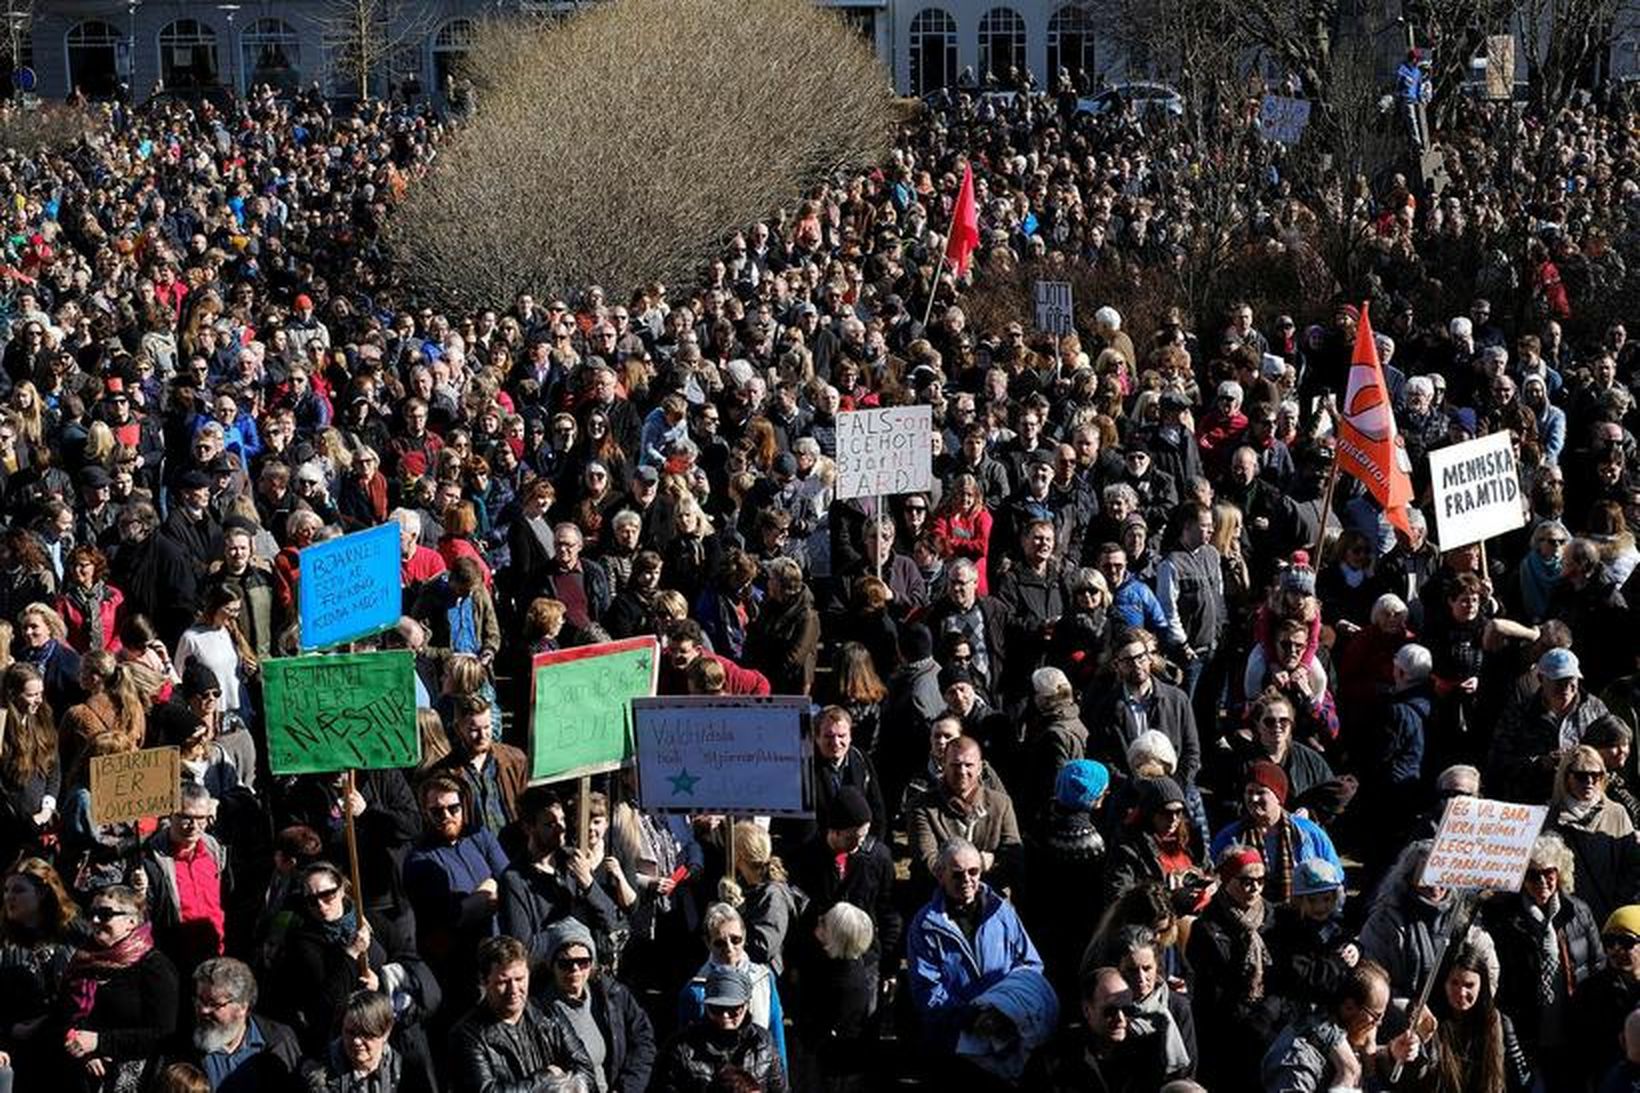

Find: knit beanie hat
<box><xmin>1137</xmin><ymin>776</ymin><xmax>1185</xmax><ymax>814</ymax></box>
<box><xmin>1279</xmin><ymin>551</ymin><xmax>1317</xmax><ymax>597</ymax></box>
<box><xmin>1055</xmin><ymin>760</ymin><xmax>1110</xmax><ymax>811</ymax></box>
<box><xmin>544</xmin><ymin>917</ymin><xmax>596</xmax><ymax>964</ymax></box>
<box><xmin>1246</xmin><ymin>759</ymin><xmax>1290</xmax><ymax>806</ymax></box>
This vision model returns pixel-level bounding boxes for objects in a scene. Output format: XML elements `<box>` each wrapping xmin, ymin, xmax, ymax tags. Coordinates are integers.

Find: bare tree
<box><xmin>1520</xmin><ymin>0</ymin><xmax>1639</xmax><ymax>115</ymax></box>
<box><xmin>313</xmin><ymin>0</ymin><xmax>429</xmax><ymax>100</ymax></box>
<box><xmin>388</xmin><ymin>0</ymin><xmax>894</xmax><ymax>311</ymax></box>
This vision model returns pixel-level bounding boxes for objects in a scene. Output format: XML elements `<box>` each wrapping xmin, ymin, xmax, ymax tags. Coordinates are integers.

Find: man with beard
<box><xmin>185</xmin><ymin>957</ymin><xmax>303</xmax><ymax>1091</ymax></box>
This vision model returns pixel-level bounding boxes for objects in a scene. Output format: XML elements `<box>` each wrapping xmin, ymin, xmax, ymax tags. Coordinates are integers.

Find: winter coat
<box><xmin>1082</xmin><ymin>678</ymin><xmax>1202</xmax><ymax>785</ymax></box>
<box><xmin>678</xmin><ymin>959</ymin><xmax>787</xmax><ymax>1065</ymax></box>
<box><xmin>1483</xmin><ymin>891</ymin><xmax>1602</xmax><ymax>1055</ymax></box>
<box><xmin>906</xmin><ymin>783</ymin><xmax>1025</xmax><ymax>895</ymax></box>
<box><xmin>744</xmin><ymin>586</ymin><xmax>820</xmax><ymax>695</ymax></box>
<box><xmin>1023</xmin><ymin>699</ymin><xmax>1089</xmax><ymax>813</ymax></box>
<box><xmin>654</xmin><ymin>1019</ymin><xmax>786</xmax><ymax>1093</ymax></box>
<box><xmin>1184</xmin><ymin>894</ymin><xmax>1285</xmax><ymax>1090</ymax></box>
<box><xmin>789</xmin><ymin>833</ymin><xmax>901</xmax><ymax>974</ymax></box>
<box><xmin>71</xmin><ymin>946</ymin><xmax>179</xmax><ymax>1082</ymax></box>
<box><xmin>1359</xmin><ymin>891</ymin><xmax>1460</xmax><ymax>1001</ymax></box>
<box><xmin>497</xmin><ymin>857</ymin><xmax>622</xmax><ymax>966</ymax></box>
<box><xmin>1489</xmin><ymin>692</ymin><xmax>1629</xmax><ymax>803</ymax></box>
<box><xmin>1548</xmin><ymin>799</ymin><xmax>1640</xmax><ymax>929</ymax></box>
<box><xmin>448</xmin><ymin>1001</ymin><xmax>598</xmax><ymax>1092</ymax></box>
<box><xmin>542</xmin><ymin>977</ymin><xmax>657</xmax><ymax>1093</ymax></box>
<box><xmin>906</xmin><ymin>883</ymin><xmax>1044</xmax><ymax>1051</ymax></box>
<box><xmin>920</xmin><ymin>594</ymin><xmax>1010</xmax><ymax>698</ymax></box>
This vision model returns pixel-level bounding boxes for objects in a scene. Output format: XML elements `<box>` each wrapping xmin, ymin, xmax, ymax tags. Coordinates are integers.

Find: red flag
<box><xmin>1335</xmin><ymin>302</ymin><xmax>1415</xmax><ymax>535</ymax></box>
<box><xmin>947</xmin><ymin>163</ymin><xmax>980</xmax><ymax>277</ymax></box>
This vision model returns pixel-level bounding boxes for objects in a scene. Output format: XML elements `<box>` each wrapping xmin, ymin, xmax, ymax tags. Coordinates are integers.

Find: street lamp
<box><xmin>218</xmin><ymin>4</ymin><xmax>240</xmax><ymax>95</ymax></box>
<box><xmin>126</xmin><ymin>1</ymin><xmax>139</xmax><ymax>100</ymax></box>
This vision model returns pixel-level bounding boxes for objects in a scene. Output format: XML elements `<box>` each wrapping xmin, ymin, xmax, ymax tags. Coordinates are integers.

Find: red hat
<box><xmin>294</xmin><ymin>293</ymin><xmax>314</xmax><ymax>311</ymax></box>
<box><xmin>103</xmin><ymin>376</ymin><xmax>125</xmax><ymax>396</ymax></box>
<box><xmin>1336</xmin><ymin>303</ymin><xmax>1361</xmax><ymax>322</ymax></box>
<box><xmin>1246</xmin><ymin>760</ymin><xmax>1289</xmax><ymax>806</ymax></box>
<box><xmin>1218</xmin><ymin>847</ymin><xmax>1264</xmax><ymax>880</ymax></box>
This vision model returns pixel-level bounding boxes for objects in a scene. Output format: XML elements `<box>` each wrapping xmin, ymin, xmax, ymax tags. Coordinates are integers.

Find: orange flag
<box><xmin>947</xmin><ymin>163</ymin><xmax>980</xmax><ymax>277</ymax></box>
<box><xmin>1335</xmin><ymin>302</ymin><xmax>1415</xmax><ymax>535</ymax></box>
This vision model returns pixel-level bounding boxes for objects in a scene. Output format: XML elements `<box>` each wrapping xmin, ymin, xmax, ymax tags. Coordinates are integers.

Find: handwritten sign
<box><xmin>531</xmin><ymin>637</ymin><xmax>658</xmax><ymax>782</ymax></box>
<box><xmin>89</xmin><ymin>746</ymin><xmax>180</xmax><ymax>826</ymax></box>
<box><xmin>263</xmin><ymin>650</ymin><xmax>420</xmax><ymax>774</ymax></box>
<box><xmin>835</xmin><ymin>405</ymin><xmax>934</xmax><ymax>500</ymax></box>
<box><xmin>1421</xmin><ymin>795</ymin><xmax>1548</xmax><ymax>891</ymax></box>
<box><xmin>634</xmin><ymin>696</ymin><xmax>812</xmax><ymax>815</ymax></box>
<box><xmin>298</xmin><ymin>522</ymin><xmax>402</xmax><ymax>650</ymax></box>
<box><xmin>1428</xmin><ymin>431</ymin><xmax>1525</xmax><ymax>550</ymax></box>
<box><xmin>1034</xmin><ymin>280</ymin><xmax>1074</xmax><ymax>335</ymax></box>
<box><xmin>1258</xmin><ymin>95</ymin><xmax>1312</xmax><ymax>145</ymax></box>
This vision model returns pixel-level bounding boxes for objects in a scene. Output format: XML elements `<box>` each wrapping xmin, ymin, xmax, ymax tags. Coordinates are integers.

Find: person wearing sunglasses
<box><xmin>679</xmin><ymin>901</ymin><xmax>787</xmax><ymax>1069</ymax></box>
<box><xmin>403</xmin><ymin>775</ymin><xmax>508</xmax><ymax>1001</ymax></box>
<box><xmin>1570</xmin><ymin>903</ymin><xmax>1640</xmax><ymax>1089</ymax></box>
<box><xmin>538</xmin><ymin>918</ymin><xmax>655</xmax><ymax>1093</ymax></box>
<box><xmin>59</xmin><ymin>884</ymin><xmax>178</xmax><ymax>1091</ymax></box>
<box><xmin>1544</xmin><ymin>745</ymin><xmax>1638</xmax><ymax>927</ymax></box>
<box><xmin>450</xmin><ymin>935</ymin><xmax>596</xmax><ymax>1092</ymax></box>
<box><xmin>1183</xmin><ymin>847</ymin><xmax>1282</xmax><ymax>1087</ymax></box>
<box><xmin>1480</xmin><ymin>832</ymin><xmax>1601</xmax><ymax>1090</ymax></box>
<box><xmin>657</xmin><ymin>963</ymin><xmax>785</xmax><ymax>1093</ymax></box>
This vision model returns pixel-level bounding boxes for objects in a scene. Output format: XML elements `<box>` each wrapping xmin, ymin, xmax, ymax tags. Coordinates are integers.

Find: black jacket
<box><xmin>655</xmin><ymin>1019</ymin><xmax>786</xmax><ymax>1093</ymax></box>
<box><xmin>448</xmin><ymin>1001</ymin><xmax>598</xmax><ymax>1093</ymax></box>
<box><xmin>497</xmin><ymin>857</ymin><xmax>622</xmax><ymax>966</ymax></box>
<box><xmin>790</xmin><ymin>832</ymin><xmax>902</xmax><ymax>973</ymax></box>
<box><xmin>181</xmin><ymin>1013</ymin><xmax>305</xmax><ymax>1093</ymax></box>
<box><xmin>72</xmin><ymin>946</ymin><xmax>178</xmax><ymax>1073</ymax></box>
<box><xmin>920</xmin><ymin>594</ymin><xmax>1010</xmax><ymax>699</ymax></box>
<box><xmin>110</xmin><ymin>532</ymin><xmax>198</xmax><ymax>646</ymax></box>
<box><xmin>541</xmin><ymin>978</ymin><xmax>657</xmax><ymax>1093</ymax></box>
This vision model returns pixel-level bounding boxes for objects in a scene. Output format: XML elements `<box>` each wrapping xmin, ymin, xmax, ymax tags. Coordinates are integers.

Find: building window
<box><xmin>159</xmin><ymin>18</ymin><xmax>219</xmax><ymax>91</ymax></box>
<box><xmin>978</xmin><ymin>7</ymin><xmax>1025</xmax><ymax>87</ymax></box>
<box><xmin>1046</xmin><ymin>5</ymin><xmax>1095</xmax><ymax>87</ymax></box>
<box><xmin>66</xmin><ymin>20</ymin><xmax>121</xmax><ymax>98</ymax></box>
<box><xmin>908</xmin><ymin>8</ymin><xmax>957</xmax><ymax>95</ymax></box>
<box><xmin>241</xmin><ymin>18</ymin><xmax>300</xmax><ymax>94</ymax></box>
<box><xmin>431</xmin><ymin>18</ymin><xmax>475</xmax><ymax>96</ymax></box>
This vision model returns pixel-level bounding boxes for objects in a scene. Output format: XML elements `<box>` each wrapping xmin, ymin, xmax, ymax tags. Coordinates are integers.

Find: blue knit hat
<box><xmin>1291</xmin><ymin>857</ymin><xmax>1345</xmax><ymax>899</ymax></box>
<box><xmin>1055</xmin><ymin>760</ymin><xmax>1110</xmax><ymax>810</ymax></box>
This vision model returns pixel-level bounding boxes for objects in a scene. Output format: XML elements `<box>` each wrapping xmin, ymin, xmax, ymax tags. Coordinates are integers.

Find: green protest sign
<box><xmin>530</xmin><ymin>637</ymin><xmax>658</xmax><ymax>782</ymax></box>
<box><xmin>263</xmin><ymin>650</ymin><xmax>420</xmax><ymax>774</ymax></box>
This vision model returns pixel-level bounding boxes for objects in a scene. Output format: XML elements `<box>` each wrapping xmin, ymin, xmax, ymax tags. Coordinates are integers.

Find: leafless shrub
<box><xmin>0</xmin><ymin>102</ymin><xmax>102</xmax><ymax>156</ymax></box>
<box><xmin>388</xmin><ymin>0</ymin><xmax>894</xmax><ymax>310</ymax></box>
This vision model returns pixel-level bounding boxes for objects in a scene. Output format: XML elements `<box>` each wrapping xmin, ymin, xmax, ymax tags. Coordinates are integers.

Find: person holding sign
<box><xmin>1261</xmin><ymin>960</ymin><xmax>1436</xmax><ymax>1091</ymax></box>
<box><xmin>1480</xmin><ymin>833</ymin><xmax>1601</xmax><ymax>1091</ymax></box>
<box><xmin>497</xmin><ymin>787</ymin><xmax>619</xmax><ymax>968</ymax></box>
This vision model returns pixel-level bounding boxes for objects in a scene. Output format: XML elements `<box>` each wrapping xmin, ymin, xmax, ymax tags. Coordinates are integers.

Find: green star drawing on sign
<box><xmin>668</xmin><ymin>768</ymin><xmax>700</xmax><ymax>795</ymax></box>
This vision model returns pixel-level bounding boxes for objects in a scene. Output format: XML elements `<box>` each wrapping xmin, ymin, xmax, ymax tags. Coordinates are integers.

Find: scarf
<box><xmin>1239</xmin><ymin>819</ymin><xmax>1299</xmax><ymax>903</ymax></box>
<box><xmin>316</xmin><ymin>907</ymin><xmax>359</xmax><ymax>950</ymax></box>
<box><xmin>1340</xmin><ymin>564</ymin><xmax>1368</xmax><ymax>589</ymax></box>
<box><xmin>1525</xmin><ymin>892</ymin><xmax>1567</xmax><ymax>1010</ymax></box>
<box><xmin>1519</xmin><ymin>548</ymin><xmax>1563</xmax><ymax>621</ymax></box>
<box><xmin>63</xmin><ymin>923</ymin><xmax>155</xmax><ymax>1020</ymax></box>
<box><xmin>1224</xmin><ymin>895</ymin><xmax>1270</xmax><ymax>1001</ymax></box>
<box><xmin>22</xmin><ymin>638</ymin><xmax>59</xmax><ymax>672</ymax></box>
<box><xmin>65</xmin><ymin>581</ymin><xmax>110</xmax><ymax>651</ymax></box>
<box><xmin>1133</xmin><ymin>980</ymin><xmax>1191</xmax><ymax>1072</ymax></box>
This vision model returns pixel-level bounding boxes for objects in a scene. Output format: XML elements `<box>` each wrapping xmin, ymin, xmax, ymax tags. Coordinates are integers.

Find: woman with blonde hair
<box><xmin>1547</xmin><ymin>745</ymin><xmax>1638</xmax><ymax>925</ymax></box>
<box><xmin>720</xmin><ymin>821</ymin><xmax>802</xmax><ymax>975</ymax></box>
<box><xmin>8</xmin><ymin>383</ymin><xmax>46</xmax><ymax>454</ymax></box>
<box><xmin>14</xmin><ymin>601</ymin><xmax>77</xmax><ymax>712</ymax></box>
<box><xmin>59</xmin><ymin>651</ymin><xmax>147</xmax><ymax>778</ymax></box>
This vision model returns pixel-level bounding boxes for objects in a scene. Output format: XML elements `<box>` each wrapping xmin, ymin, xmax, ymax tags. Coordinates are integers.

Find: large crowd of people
<box><xmin>0</xmin><ymin>63</ymin><xmax>1633</xmax><ymax>1093</ymax></box>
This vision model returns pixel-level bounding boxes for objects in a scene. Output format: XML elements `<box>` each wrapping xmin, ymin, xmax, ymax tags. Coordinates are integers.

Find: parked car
<box><xmin>1076</xmin><ymin>82</ymin><xmax>1185</xmax><ymax>119</ymax></box>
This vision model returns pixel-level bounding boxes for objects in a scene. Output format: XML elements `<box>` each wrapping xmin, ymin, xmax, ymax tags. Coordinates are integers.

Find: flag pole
<box><xmin>920</xmin><ymin>248</ymin><xmax>951</xmax><ymax>333</ymax></box>
<box><xmin>1312</xmin><ymin>456</ymin><xmax>1340</xmax><ymax>561</ymax></box>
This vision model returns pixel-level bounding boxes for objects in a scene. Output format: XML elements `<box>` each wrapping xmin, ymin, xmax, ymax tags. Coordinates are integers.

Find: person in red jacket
<box><xmin>658</xmin><ymin>618</ymin><xmax>771</xmax><ymax>696</ymax></box>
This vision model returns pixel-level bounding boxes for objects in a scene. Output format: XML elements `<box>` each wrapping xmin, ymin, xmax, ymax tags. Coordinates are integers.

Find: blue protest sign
<box><xmin>298</xmin><ymin>522</ymin><xmax>401</xmax><ymax>650</ymax></box>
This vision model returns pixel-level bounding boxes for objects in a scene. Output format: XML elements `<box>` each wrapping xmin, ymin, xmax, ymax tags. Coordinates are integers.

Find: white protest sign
<box><xmin>835</xmin><ymin>405</ymin><xmax>934</xmax><ymax>500</ymax></box>
<box><xmin>1258</xmin><ymin>95</ymin><xmax>1312</xmax><ymax>145</ymax></box>
<box><xmin>1428</xmin><ymin>431</ymin><xmax>1526</xmax><ymax>550</ymax></box>
<box><xmin>1421</xmin><ymin>796</ymin><xmax>1548</xmax><ymax>891</ymax></box>
<box><xmin>634</xmin><ymin>696</ymin><xmax>812</xmax><ymax>815</ymax></box>
<box><xmin>1034</xmin><ymin>280</ymin><xmax>1074</xmax><ymax>334</ymax></box>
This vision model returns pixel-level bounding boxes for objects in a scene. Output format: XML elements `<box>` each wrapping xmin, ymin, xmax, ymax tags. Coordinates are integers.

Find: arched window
<box><xmin>241</xmin><ymin>18</ymin><xmax>300</xmax><ymax>94</ymax></box>
<box><xmin>908</xmin><ymin>8</ymin><xmax>957</xmax><ymax>95</ymax></box>
<box><xmin>977</xmin><ymin>7</ymin><xmax>1026</xmax><ymax>86</ymax></box>
<box><xmin>431</xmin><ymin>18</ymin><xmax>476</xmax><ymax>95</ymax></box>
<box><xmin>158</xmin><ymin>18</ymin><xmax>218</xmax><ymax>90</ymax></box>
<box><xmin>66</xmin><ymin>20</ymin><xmax>121</xmax><ymax>98</ymax></box>
<box><xmin>1046</xmin><ymin>5</ymin><xmax>1095</xmax><ymax>87</ymax></box>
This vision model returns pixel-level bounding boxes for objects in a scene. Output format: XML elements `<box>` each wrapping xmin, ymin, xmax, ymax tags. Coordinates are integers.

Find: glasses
<box><xmin>172</xmin><ymin>812</ymin><xmax>211</xmax><ymax>827</ymax></box>
<box><xmin>1606</xmin><ymin>933</ymin><xmax>1640</xmax><ymax>950</ymax></box>
<box><xmin>1233</xmin><ymin>874</ymin><xmax>1267</xmax><ymax>888</ymax></box>
<box><xmin>706</xmin><ymin>1003</ymin><xmax>746</xmax><ymax>1017</ymax></box>
<box><xmin>428</xmin><ymin>802</ymin><xmax>463</xmax><ymax>817</ymax></box>
<box><xmin>1526</xmin><ymin>867</ymin><xmax>1559</xmax><ymax>882</ymax></box>
<box><xmin>710</xmin><ymin>934</ymin><xmax>746</xmax><ymax>951</ymax></box>
<box><xmin>1570</xmin><ymin>769</ymin><xmax>1607</xmax><ymax>783</ymax></box>
<box><xmin>555</xmin><ymin>955</ymin><xmax>594</xmax><ymax>971</ymax></box>
<box><xmin>305</xmin><ymin>886</ymin><xmax>342</xmax><ymax>905</ymax></box>
<box><xmin>1260</xmin><ymin>716</ymin><xmax>1294</xmax><ymax>727</ymax></box>
<box><xmin>89</xmin><ymin>906</ymin><xmax>134</xmax><ymax>923</ymax></box>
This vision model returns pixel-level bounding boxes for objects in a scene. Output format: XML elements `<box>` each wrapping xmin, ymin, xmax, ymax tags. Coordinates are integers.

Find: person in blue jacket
<box><xmin>907</xmin><ymin>837</ymin><xmax>1058</xmax><ymax>1080</ymax></box>
<box><xmin>678</xmin><ymin>901</ymin><xmax>786</xmax><ymax>1070</ymax></box>
<box><xmin>1209</xmin><ymin>759</ymin><xmax>1341</xmax><ymax>904</ymax></box>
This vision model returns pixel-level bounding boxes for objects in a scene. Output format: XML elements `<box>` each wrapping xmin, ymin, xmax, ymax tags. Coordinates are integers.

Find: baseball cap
<box><xmin>1537</xmin><ymin>648</ymin><xmax>1581</xmax><ymax>681</ymax></box>
<box><xmin>704</xmin><ymin>965</ymin><xmax>752</xmax><ymax>1007</ymax></box>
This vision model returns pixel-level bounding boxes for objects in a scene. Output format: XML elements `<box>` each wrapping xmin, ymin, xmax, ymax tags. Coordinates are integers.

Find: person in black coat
<box><xmin>180</xmin><ymin>956</ymin><xmax>305</xmax><ymax>1092</ymax></box>
<box><xmin>537</xmin><ymin>918</ymin><xmax>656</xmax><ymax>1093</ymax></box>
<box><xmin>1571</xmin><ymin>904</ymin><xmax>1640</xmax><ymax>1091</ymax></box>
<box><xmin>798</xmin><ymin>901</ymin><xmax>883</xmax><ymax>1090</ymax></box>
<box><xmin>790</xmin><ymin>788</ymin><xmax>903</xmax><ymax>985</ymax></box>
<box><xmin>778</xmin><ymin>708</ymin><xmax>887</xmax><ymax>850</ymax></box>
<box><xmin>58</xmin><ymin>884</ymin><xmax>179</xmax><ymax>1093</ymax></box>
<box><xmin>109</xmin><ymin>499</ymin><xmax>198</xmax><ymax>646</ymax></box>
<box><xmin>303</xmin><ymin>989</ymin><xmax>436</xmax><ymax>1093</ymax></box>
<box><xmin>654</xmin><ymin>965</ymin><xmax>786</xmax><ymax>1093</ymax></box>
<box><xmin>497</xmin><ymin>786</ymin><xmax>621</xmax><ymax>966</ymax></box>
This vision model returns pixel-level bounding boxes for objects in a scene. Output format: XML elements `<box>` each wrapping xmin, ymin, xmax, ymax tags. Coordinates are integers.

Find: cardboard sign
<box><xmin>263</xmin><ymin>650</ymin><xmax>420</xmax><ymax>774</ymax></box>
<box><xmin>835</xmin><ymin>405</ymin><xmax>934</xmax><ymax>500</ymax></box>
<box><xmin>1258</xmin><ymin>95</ymin><xmax>1312</xmax><ymax>145</ymax></box>
<box><xmin>1428</xmin><ymin>431</ymin><xmax>1525</xmax><ymax>550</ymax></box>
<box><xmin>634</xmin><ymin>696</ymin><xmax>812</xmax><ymax>816</ymax></box>
<box><xmin>1421</xmin><ymin>796</ymin><xmax>1548</xmax><ymax>891</ymax></box>
<box><xmin>530</xmin><ymin>636</ymin><xmax>659</xmax><ymax>783</ymax></box>
<box><xmin>89</xmin><ymin>746</ymin><xmax>180</xmax><ymax>826</ymax></box>
<box><xmin>1034</xmin><ymin>280</ymin><xmax>1074</xmax><ymax>335</ymax></box>
<box><xmin>298</xmin><ymin>522</ymin><xmax>402</xmax><ymax>650</ymax></box>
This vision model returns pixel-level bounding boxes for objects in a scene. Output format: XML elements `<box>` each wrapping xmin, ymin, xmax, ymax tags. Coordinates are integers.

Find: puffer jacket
<box><xmin>906</xmin><ymin>883</ymin><xmax>1043</xmax><ymax>1051</ymax></box>
<box><xmin>1482</xmin><ymin>891</ymin><xmax>1602</xmax><ymax>1054</ymax></box>
<box><xmin>655</xmin><ymin>1020</ymin><xmax>786</xmax><ymax>1093</ymax></box>
<box><xmin>448</xmin><ymin>1001</ymin><xmax>597</xmax><ymax>1093</ymax></box>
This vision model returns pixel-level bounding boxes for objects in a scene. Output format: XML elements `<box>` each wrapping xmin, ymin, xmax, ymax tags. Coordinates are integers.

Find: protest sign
<box><xmin>89</xmin><ymin>746</ymin><xmax>180</xmax><ymax>826</ymax></box>
<box><xmin>530</xmin><ymin>636</ymin><xmax>659</xmax><ymax>782</ymax></box>
<box><xmin>835</xmin><ymin>405</ymin><xmax>933</xmax><ymax>500</ymax></box>
<box><xmin>1034</xmin><ymin>280</ymin><xmax>1074</xmax><ymax>335</ymax></box>
<box><xmin>263</xmin><ymin>650</ymin><xmax>420</xmax><ymax>774</ymax></box>
<box><xmin>298</xmin><ymin>522</ymin><xmax>402</xmax><ymax>650</ymax></box>
<box><xmin>1428</xmin><ymin>431</ymin><xmax>1525</xmax><ymax>550</ymax></box>
<box><xmin>1421</xmin><ymin>795</ymin><xmax>1548</xmax><ymax>891</ymax></box>
<box><xmin>1258</xmin><ymin>95</ymin><xmax>1312</xmax><ymax>145</ymax></box>
<box><xmin>634</xmin><ymin>696</ymin><xmax>812</xmax><ymax>815</ymax></box>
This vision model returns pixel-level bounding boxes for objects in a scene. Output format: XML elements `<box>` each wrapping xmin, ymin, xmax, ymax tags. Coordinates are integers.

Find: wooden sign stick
<box><xmin>343</xmin><ymin>769</ymin><xmax>368</xmax><ymax>974</ymax></box>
